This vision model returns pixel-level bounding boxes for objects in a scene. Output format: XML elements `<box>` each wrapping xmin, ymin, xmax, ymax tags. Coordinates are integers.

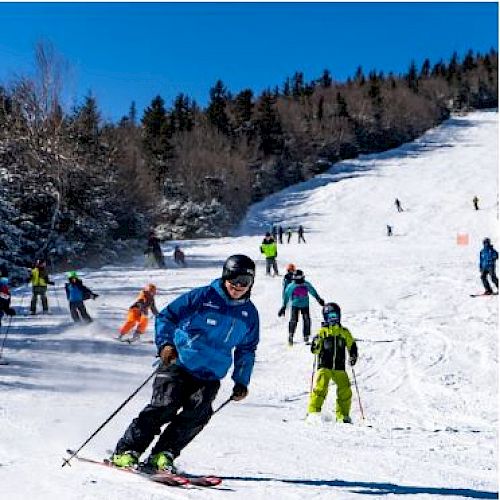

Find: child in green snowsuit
<box><xmin>308</xmin><ymin>302</ymin><xmax>358</xmax><ymax>423</ymax></box>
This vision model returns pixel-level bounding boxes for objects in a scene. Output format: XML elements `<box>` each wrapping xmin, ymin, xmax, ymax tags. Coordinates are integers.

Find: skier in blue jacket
<box><xmin>278</xmin><ymin>269</ymin><xmax>324</xmax><ymax>345</ymax></box>
<box><xmin>479</xmin><ymin>238</ymin><xmax>498</xmax><ymax>295</ymax></box>
<box><xmin>112</xmin><ymin>254</ymin><xmax>260</xmax><ymax>472</ymax></box>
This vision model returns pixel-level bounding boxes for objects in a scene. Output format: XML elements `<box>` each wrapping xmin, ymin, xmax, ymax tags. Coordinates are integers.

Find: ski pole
<box><xmin>213</xmin><ymin>397</ymin><xmax>233</xmax><ymax>415</ymax></box>
<box><xmin>0</xmin><ymin>316</ymin><xmax>13</xmax><ymax>362</ymax></box>
<box><xmin>309</xmin><ymin>354</ymin><xmax>317</xmax><ymax>393</ymax></box>
<box><xmin>351</xmin><ymin>367</ymin><xmax>365</xmax><ymax>421</ymax></box>
<box><xmin>62</xmin><ymin>367</ymin><xmax>159</xmax><ymax>467</ymax></box>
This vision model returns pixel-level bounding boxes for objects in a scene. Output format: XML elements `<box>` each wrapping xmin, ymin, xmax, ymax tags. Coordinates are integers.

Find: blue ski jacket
<box><xmin>480</xmin><ymin>246</ymin><xmax>498</xmax><ymax>271</ymax></box>
<box><xmin>155</xmin><ymin>279</ymin><xmax>259</xmax><ymax>386</ymax></box>
<box><xmin>283</xmin><ymin>280</ymin><xmax>321</xmax><ymax>309</ymax></box>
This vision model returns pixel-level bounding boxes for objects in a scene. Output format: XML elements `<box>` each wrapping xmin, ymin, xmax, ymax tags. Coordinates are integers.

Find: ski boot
<box><xmin>341</xmin><ymin>416</ymin><xmax>352</xmax><ymax>424</ymax></box>
<box><xmin>288</xmin><ymin>333</ymin><xmax>293</xmax><ymax>347</ymax></box>
<box><xmin>148</xmin><ymin>451</ymin><xmax>176</xmax><ymax>472</ymax></box>
<box><xmin>111</xmin><ymin>450</ymin><xmax>139</xmax><ymax>468</ymax></box>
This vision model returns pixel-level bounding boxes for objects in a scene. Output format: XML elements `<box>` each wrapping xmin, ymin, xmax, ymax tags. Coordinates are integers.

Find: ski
<box><xmin>470</xmin><ymin>292</ymin><xmax>498</xmax><ymax>297</ymax></box>
<box><xmin>65</xmin><ymin>450</ymin><xmax>222</xmax><ymax>488</ymax></box>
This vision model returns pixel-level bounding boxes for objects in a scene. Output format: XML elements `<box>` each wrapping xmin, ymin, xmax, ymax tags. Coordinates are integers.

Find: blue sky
<box><xmin>0</xmin><ymin>2</ymin><xmax>497</xmax><ymax>122</ymax></box>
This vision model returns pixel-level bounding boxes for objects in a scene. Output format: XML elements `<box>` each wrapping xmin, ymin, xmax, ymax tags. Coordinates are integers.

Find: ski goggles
<box><xmin>325</xmin><ymin>311</ymin><xmax>339</xmax><ymax>322</ymax></box>
<box><xmin>227</xmin><ymin>274</ymin><xmax>254</xmax><ymax>288</ymax></box>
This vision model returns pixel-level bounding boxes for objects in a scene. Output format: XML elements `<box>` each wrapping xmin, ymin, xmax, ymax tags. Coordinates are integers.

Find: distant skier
<box><xmin>173</xmin><ymin>246</ymin><xmax>186</xmax><ymax>267</ymax></box>
<box><xmin>260</xmin><ymin>232</ymin><xmax>279</xmax><ymax>276</ymax></box>
<box><xmin>0</xmin><ymin>277</ymin><xmax>16</xmax><ymax>328</ymax></box>
<box><xmin>278</xmin><ymin>269</ymin><xmax>324</xmax><ymax>345</ymax></box>
<box><xmin>145</xmin><ymin>230</ymin><xmax>165</xmax><ymax>268</ymax></box>
<box><xmin>298</xmin><ymin>225</ymin><xmax>306</xmax><ymax>243</ymax></box>
<box><xmin>65</xmin><ymin>271</ymin><xmax>98</xmax><ymax>323</ymax></box>
<box><xmin>286</xmin><ymin>226</ymin><xmax>293</xmax><ymax>244</ymax></box>
<box><xmin>278</xmin><ymin>225</ymin><xmax>284</xmax><ymax>244</ymax></box>
<box><xmin>473</xmin><ymin>196</ymin><xmax>479</xmax><ymax>211</ymax></box>
<box><xmin>271</xmin><ymin>225</ymin><xmax>278</xmax><ymax>240</ymax></box>
<box><xmin>282</xmin><ymin>263</ymin><xmax>296</xmax><ymax>298</ymax></box>
<box><xmin>307</xmin><ymin>302</ymin><xmax>358</xmax><ymax>424</ymax></box>
<box><xmin>386</xmin><ymin>225</ymin><xmax>393</xmax><ymax>237</ymax></box>
<box><xmin>110</xmin><ymin>255</ymin><xmax>259</xmax><ymax>473</ymax></box>
<box><xmin>479</xmin><ymin>238</ymin><xmax>498</xmax><ymax>295</ymax></box>
<box><xmin>118</xmin><ymin>284</ymin><xmax>159</xmax><ymax>342</ymax></box>
<box><xmin>394</xmin><ymin>198</ymin><xmax>403</xmax><ymax>213</ymax></box>
<box><xmin>29</xmin><ymin>259</ymin><xmax>54</xmax><ymax>314</ymax></box>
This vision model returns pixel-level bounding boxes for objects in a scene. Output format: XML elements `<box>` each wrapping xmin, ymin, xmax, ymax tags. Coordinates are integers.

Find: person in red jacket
<box><xmin>0</xmin><ymin>277</ymin><xmax>16</xmax><ymax>328</ymax></box>
<box><xmin>118</xmin><ymin>284</ymin><xmax>159</xmax><ymax>341</ymax></box>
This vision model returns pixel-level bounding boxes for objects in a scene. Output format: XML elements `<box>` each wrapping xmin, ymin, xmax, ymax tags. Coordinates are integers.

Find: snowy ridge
<box><xmin>0</xmin><ymin>111</ymin><xmax>497</xmax><ymax>499</ymax></box>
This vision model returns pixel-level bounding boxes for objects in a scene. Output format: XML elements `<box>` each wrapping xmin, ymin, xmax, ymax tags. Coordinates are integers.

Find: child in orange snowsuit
<box><xmin>119</xmin><ymin>284</ymin><xmax>159</xmax><ymax>341</ymax></box>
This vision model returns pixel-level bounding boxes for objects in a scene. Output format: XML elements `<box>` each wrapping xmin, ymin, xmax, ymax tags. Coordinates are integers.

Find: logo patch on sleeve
<box><xmin>206</xmin><ymin>318</ymin><xmax>217</xmax><ymax>326</ymax></box>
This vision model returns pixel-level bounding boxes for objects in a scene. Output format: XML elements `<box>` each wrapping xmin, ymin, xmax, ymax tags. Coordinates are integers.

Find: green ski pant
<box><xmin>308</xmin><ymin>368</ymin><xmax>352</xmax><ymax>420</ymax></box>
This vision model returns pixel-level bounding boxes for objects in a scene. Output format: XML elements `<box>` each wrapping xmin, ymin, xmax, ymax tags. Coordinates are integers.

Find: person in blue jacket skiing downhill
<box><xmin>111</xmin><ymin>254</ymin><xmax>260</xmax><ymax>473</ymax></box>
<box><xmin>479</xmin><ymin>238</ymin><xmax>498</xmax><ymax>295</ymax></box>
<box><xmin>278</xmin><ymin>269</ymin><xmax>324</xmax><ymax>346</ymax></box>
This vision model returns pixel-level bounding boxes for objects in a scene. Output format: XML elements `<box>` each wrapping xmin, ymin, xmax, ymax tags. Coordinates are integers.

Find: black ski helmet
<box><xmin>222</xmin><ymin>254</ymin><xmax>256</xmax><ymax>285</ymax></box>
<box><xmin>293</xmin><ymin>269</ymin><xmax>305</xmax><ymax>282</ymax></box>
<box><xmin>322</xmin><ymin>302</ymin><xmax>341</xmax><ymax>324</ymax></box>
<box><xmin>483</xmin><ymin>237</ymin><xmax>491</xmax><ymax>246</ymax></box>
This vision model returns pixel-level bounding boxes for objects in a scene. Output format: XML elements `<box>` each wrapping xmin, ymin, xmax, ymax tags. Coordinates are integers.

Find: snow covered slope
<box><xmin>0</xmin><ymin>111</ymin><xmax>497</xmax><ymax>499</ymax></box>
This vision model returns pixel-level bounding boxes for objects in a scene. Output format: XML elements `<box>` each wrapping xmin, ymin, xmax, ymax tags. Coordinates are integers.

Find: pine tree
<box><xmin>291</xmin><ymin>71</ymin><xmax>304</xmax><ymax>98</ymax></box>
<box><xmin>282</xmin><ymin>77</ymin><xmax>291</xmax><ymax>97</ymax></box>
<box><xmin>253</xmin><ymin>90</ymin><xmax>284</xmax><ymax>155</ymax></box>
<box><xmin>420</xmin><ymin>58</ymin><xmax>431</xmax><ymax>78</ymax></box>
<box><xmin>317</xmin><ymin>95</ymin><xmax>324</xmax><ymax>121</ymax></box>
<box><xmin>233</xmin><ymin>89</ymin><xmax>254</xmax><ymax>128</ymax></box>
<box><xmin>207</xmin><ymin>80</ymin><xmax>230</xmax><ymax>134</ymax></box>
<box><xmin>141</xmin><ymin>95</ymin><xmax>172</xmax><ymax>183</ymax></box>
<box><xmin>354</xmin><ymin>66</ymin><xmax>365</xmax><ymax>86</ymax></box>
<box><xmin>406</xmin><ymin>60</ymin><xmax>419</xmax><ymax>93</ymax></box>
<box><xmin>319</xmin><ymin>69</ymin><xmax>332</xmax><ymax>88</ymax></box>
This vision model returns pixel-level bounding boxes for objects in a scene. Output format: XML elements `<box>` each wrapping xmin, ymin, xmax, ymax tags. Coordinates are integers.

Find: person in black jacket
<box><xmin>145</xmin><ymin>230</ymin><xmax>166</xmax><ymax>268</ymax></box>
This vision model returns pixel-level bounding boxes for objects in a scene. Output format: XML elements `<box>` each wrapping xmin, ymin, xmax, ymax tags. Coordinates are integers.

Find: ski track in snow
<box><xmin>0</xmin><ymin>111</ymin><xmax>498</xmax><ymax>499</ymax></box>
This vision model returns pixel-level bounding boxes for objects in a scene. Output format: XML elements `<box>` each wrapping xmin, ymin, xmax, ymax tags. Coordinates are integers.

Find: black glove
<box><xmin>349</xmin><ymin>353</ymin><xmax>358</xmax><ymax>366</ymax></box>
<box><xmin>92</xmin><ymin>293</ymin><xmax>99</xmax><ymax>300</ymax></box>
<box><xmin>318</xmin><ymin>298</ymin><xmax>325</xmax><ymax>307</ymax></box>
<box><xmin>6</xmin><ymin>307</ymin><xmax>16</xmax><ymax>316</ymax></box>
<box><xmin>231</xmin><ymin>383</ymin><xmax>248</xmax><ymax>401</ymax></box>
<box><xmin>278</xmin><ymin>306</ymin><xmax>286</xmax><ymax>317</ymax></box>
<box><xmin>48</xmin><ymin>281</ymin><xmax>55</xmax><ymax>285</ymax></box>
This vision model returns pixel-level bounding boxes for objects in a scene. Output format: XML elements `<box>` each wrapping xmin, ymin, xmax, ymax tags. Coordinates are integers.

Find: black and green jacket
<box><xmin>311</xmin><ymin>322</ymin><xmax>358</xmax><ymax>370</ymax></box>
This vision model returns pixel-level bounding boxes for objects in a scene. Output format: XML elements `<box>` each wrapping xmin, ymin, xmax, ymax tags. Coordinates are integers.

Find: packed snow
<box><xmin>0</xmin><ymin>111</ymin><xmax>497</xmax><ymax>499</ymax></box>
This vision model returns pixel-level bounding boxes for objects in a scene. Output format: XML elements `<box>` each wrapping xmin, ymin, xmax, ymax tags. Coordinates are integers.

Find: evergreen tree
<box><xmin>420</xmin><ymin>58</ymin><xmax>431</xmax><ymax>78</ymax></box>
<box><xmin>319</xmin><ymin>69</ymin><xmax>332</xmax><ymax>88</ymax></box>
<box><xmin>233</xmin><ymin>89</ymin><xmax>254</xmax><ymax>128</ymax></box>
<box><xmin>291</xmin><ymin>71</ymin><xmax>304</xmax><ymax>97</ymax></box>
<box><xmin>128</xmin><ymin>101</ymin><xmax>137</xmax><ymax>126</ymax></box>
<box><xmin>462</xmin><ymin>49</ymin><xmax>476</xmax><ymax>72</ymax></box>
<box><xmin>406</xmin><ymin>60</ymin><xmax>419</xmax><ymax>92</ymax></box>
<box><xmin>253</xmin><ymin>90</ymin><xmax>284</xmax><ymax>155</ymax></box>
<box><xmin>141</xmin><ymin>95</ymin><xmax>172</xmax><ymax>183</ymax></box>
<box><xmin>71</xmin><ymin>93</ymin><xmax>101</xmax><ymax>161</ymax></box>
<box><xmin>206</xmin><ymin>79</ymin><xmax>230</xmax><ymax>134</ymax></box>
<box><xmin>282</xmin><ymin>77</ymin><xmax>291</xmax><ymax>97</ymax></box>
<box><xmin>354</xmin><ymin>66</ymin><xmax>365</xmax><ymax>86</ymax></box>
<box><xmin>171</xmin><ymin>93</ymin><xmax>194</xmax><ymax>132</ymax></box>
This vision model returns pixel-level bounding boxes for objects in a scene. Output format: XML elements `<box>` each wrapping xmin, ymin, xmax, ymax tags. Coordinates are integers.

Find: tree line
<box><xmin>0</xmin><ymin>42</ymin><xmax>497</xmax><ymax>274</ymax></box>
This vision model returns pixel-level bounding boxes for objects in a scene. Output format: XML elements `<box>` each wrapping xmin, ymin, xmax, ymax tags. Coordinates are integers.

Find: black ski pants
<box><xmin>481</xmin><ymin>267</ymin><xmax>499</xmax><ymax>293</ymax></box>
<box><xmin>289</xmin><ymin>306</ymin><xmax>311</xmax><ymax>340</ymax></box>
<box><xmin>265</xmin><ymin>257</ymin><xmax>278</xmax><ymax>276</ymax></box>
<box><xmin>115</xmin><ymin>363</ymin><xmax>220</xmax><ymax>459</ymax></box>
<box><xmin>69</xmin><ymin>301</ymin><xmax>92</xmax><ymax>322</ymax></box>
<box><xmin>30</xmin><ymin>286</ymin><xmax>48</xmax><ymax>313</ymax></box>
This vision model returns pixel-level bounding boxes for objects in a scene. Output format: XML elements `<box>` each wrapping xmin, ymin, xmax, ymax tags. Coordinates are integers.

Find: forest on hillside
<box><xmin>0</xmin><ymin>42</ymin><xmax>497</xmax><ymax>276</ymax></box>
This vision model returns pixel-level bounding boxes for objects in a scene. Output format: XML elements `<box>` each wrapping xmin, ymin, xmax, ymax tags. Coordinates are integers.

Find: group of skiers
<box><xmin>145</xmin><ymin>230</ymin><xmax>186</xmax><ymax>268</ymax></box>
<box><xmin>269</xmin><ymin>224</ymin><xmax>306</xmax><ymax>244</ymax></box>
